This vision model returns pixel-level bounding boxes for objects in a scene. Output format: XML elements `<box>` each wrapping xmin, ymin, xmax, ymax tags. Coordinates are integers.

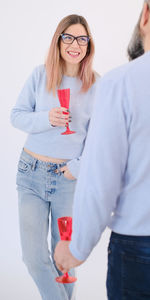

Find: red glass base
<box><xmin>56</xmin><ymin>274</ymin><xmax>77</xmax><ymax>284</ymax></box>
<box><xmin>61</xmin><ymin>130</ymin><xmax>76</xmax><ymax>135</ymax></box>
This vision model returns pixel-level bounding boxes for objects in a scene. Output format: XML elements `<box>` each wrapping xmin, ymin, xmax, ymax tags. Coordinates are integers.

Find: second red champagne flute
<box><xmin>55</xmin><ymin>216</ymin><xmax>77</xmax><ymax>284</ymax></box>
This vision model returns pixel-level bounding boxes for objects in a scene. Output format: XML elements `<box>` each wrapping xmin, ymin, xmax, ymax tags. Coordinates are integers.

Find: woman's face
<box><xmin>60</xmin><ymin>24</ymin><xmax>88</xmax><ymax>67</ymax></box>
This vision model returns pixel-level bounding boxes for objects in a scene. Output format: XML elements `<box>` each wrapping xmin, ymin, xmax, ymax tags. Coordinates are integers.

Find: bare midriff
<box><xmin>24</xmin><ymin>147</ymin><xmax>68</xmax><ymax>163</ymax></box>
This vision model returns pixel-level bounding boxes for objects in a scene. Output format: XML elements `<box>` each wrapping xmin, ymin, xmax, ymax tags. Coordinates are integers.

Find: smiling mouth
<box><xmin>67</xmin><ymin>51</ymin><xmax>80</xmax><ymax>57</ymax></box>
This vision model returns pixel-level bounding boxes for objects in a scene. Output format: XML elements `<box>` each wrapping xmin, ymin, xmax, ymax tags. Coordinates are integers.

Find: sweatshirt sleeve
<box><xmin>67</xmin><ymin>119</ymin><xmax>91</xmax><ymax>178</ymax></box>
<box><xmin>67</xmin><ymin>157</ymin><xmax>81</xmax><ymax>178</ymax></box>
<box><xmin>10</xmin><ymin>66</ymin><xmax>53</xmax><ymax>133</ymax></box>
<box><xmin>69</xmin><ymin>76</ymin><xmax>130</xmax><ymax>261</ymax></box>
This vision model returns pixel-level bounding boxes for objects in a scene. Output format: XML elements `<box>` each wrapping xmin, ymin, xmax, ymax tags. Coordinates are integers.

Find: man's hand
<box><xmin>54</xmin><ymin>241</ymin><xmax>84</xmax><ymax>273</ymax></box>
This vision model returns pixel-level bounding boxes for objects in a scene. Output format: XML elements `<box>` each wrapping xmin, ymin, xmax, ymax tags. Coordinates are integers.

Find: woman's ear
<box><xmin>140</xmin><ymin>2</ymin><xmax>150</xmax><ymax>35</ymax></box>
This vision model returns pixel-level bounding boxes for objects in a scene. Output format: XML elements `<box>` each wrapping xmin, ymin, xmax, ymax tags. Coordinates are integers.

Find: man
<box><xmin>54</xmin><ymin>1</ymin><xmax>150</xmax><ymax>299</ymax></box>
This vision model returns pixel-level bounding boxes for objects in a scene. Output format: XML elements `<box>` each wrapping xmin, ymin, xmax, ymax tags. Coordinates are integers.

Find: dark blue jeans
<box><xmin>106</xmin><ymin>232</ymin><xmax>150</xmax><ymax>300</ymax></box>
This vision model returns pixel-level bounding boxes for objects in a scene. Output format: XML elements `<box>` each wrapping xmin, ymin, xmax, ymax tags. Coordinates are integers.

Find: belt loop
<box><xmin>31</xmin><ymin>159</ymin><xmax>37</xmax><ymax>171</ymax></box>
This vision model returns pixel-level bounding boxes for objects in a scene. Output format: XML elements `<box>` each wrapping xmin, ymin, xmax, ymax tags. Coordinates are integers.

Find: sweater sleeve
<box><xmin>69</xmin><ymin>76</ymin><xmax>129</xmax><ymax>261</ymax></box>
<box><xmin>67</xmin><ymin>119</ymin><xmax>91</xmax><ymax>178</ymax></box>
<box><xmin>10</xmin><ymin>66</ymin><xmax>53</xmax><ymax>133</ymax></box>
<box><xmin>67</xmin><ymin>156</ymin><xmax>81</xmax><ymax>178</ymax></box>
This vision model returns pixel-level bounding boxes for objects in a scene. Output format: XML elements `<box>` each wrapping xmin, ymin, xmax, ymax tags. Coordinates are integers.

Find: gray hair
<box><xmin>127</xmin><ymin>0</ymin><xmax>150</xmax><ymax>61</ymax></box>
<box><xmin>145</xmin><ymin>0</ymin><xmax>150</xmax><ymax>7</ymax></box>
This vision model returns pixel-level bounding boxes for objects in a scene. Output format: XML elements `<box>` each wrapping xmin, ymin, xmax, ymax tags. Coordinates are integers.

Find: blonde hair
<box><xmin>45</xmin><ymin>14</ymin><xmax>96</xmax><ymax>95</ymax></box>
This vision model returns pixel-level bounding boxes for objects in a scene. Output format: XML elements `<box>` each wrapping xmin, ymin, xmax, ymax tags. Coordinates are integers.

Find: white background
<box><xmin>1</xmin><ymin>0</ymin><xmax>143</xmax><ymax>299</ymax></box>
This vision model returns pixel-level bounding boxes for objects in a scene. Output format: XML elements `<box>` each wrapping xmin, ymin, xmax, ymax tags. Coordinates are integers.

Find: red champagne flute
<box><xmin>55</xmin><ymin>216</ymin><xmax>77</xmax><ymax>284</ymax></box>
<box><xmin>57</xmin><ymin>88</ymin><xmax>76</xmax><ymax>135</ymax></box>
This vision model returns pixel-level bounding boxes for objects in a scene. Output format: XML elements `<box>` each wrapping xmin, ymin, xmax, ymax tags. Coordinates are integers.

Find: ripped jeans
<box><xmin>16</xmin><ymin>149</ymin><xmax>76</xmax><ymax>300</ymax></box>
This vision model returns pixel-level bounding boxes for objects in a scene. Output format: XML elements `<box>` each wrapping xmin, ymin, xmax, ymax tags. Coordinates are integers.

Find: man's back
<box><xmin>69</xmin><ymin>51</ymin><xmax>150</xmax><ymax>261</ymax></box>
<box><xmin>108</xmin><ymin>51</ymin><xmax>150</xmax><ymax>235</ymax></box>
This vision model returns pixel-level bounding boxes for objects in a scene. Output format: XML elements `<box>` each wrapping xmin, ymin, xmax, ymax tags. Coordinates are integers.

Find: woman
<box><xmin>10</xmin><ymin>14</ymin><xmax>98</xmax><ymax>300</ymax></box>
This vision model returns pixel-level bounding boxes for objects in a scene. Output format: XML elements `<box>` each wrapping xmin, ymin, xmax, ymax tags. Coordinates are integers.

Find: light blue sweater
<box><xmin>10</xmin><ymin>65</ymin><xmax>98</xmax><ymax>178</ymax></box>
<box><xmin>69</xmin><ymin>51</ymin><xmax>150</xmax><ymax>261</ymax></box>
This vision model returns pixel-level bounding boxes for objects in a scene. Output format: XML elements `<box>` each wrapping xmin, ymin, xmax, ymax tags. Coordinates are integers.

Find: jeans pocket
<box><xmin>17</xmin><ymin>159</ymin><xmax>31</xmax><ymax>174</ymax></box>
<box><xmin>16</xmin><ymin>159</ymin><xmax>32</xmax><ymax>188</ymax></box>
<box><xmin>122</xmin><ymin>251</ymin><xmax>150</xmax><ymax>299</ymax></box>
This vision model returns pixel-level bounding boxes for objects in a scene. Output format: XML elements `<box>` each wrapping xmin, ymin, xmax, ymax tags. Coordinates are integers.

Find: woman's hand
<box><xmin>49</xmin><ymin>107</ymin><xmax>71</xmax><ymax>127</ymax></box>
<box><xmin>60</xmin><ymin>165</ymin><xmax>76</xmax><ymax>180</ymax></box>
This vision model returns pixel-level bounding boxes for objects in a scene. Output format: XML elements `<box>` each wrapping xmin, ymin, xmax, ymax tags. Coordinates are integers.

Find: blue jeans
<box><xmin>16</xmin><ymin>149</ymin><xmax>76</xmax><ymax>300</ymax></box>
<box><xmin>106</xmin><ymin>231</ymin><xmax>150</xmax><ymax>300</ymax></box>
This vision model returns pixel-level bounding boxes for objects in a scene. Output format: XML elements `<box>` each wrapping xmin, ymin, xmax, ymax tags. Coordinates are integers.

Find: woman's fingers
<box><xmin>49</xmin><ymin>107</ymin><xmax>71</xmax><ymax>127</ymax></box>
<box><xmin>51</xmin><ymin>115</ymin><xmax>71</xmax><ymax>127</ymax></box>
<box><xmin>55</xmin><ymin>112</ymin><xmax>69</xmax><ymax>119</ymax></box>
<box><xmin>52</xmin><ymin>119</ymin><xmax>68</xmax><ymax>127</ymax></box>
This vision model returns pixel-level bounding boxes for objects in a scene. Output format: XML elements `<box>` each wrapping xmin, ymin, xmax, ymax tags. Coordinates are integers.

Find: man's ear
<box><xmin>140</xmin><ymin>2</ymin><xmax>150</xmax><ymax>34</ymax></box>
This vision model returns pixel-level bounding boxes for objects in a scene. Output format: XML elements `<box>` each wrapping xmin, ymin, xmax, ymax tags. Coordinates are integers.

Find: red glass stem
<box><xmin>64</xmin><ymin>272</ymin><xmax>69</xmax><ymax>278</ymax></box>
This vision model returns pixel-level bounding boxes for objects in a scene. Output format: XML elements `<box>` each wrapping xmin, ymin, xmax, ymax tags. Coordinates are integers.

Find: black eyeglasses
<box><xmin>60</xmin><ymin>33</ymin><xmax>90</xmax><ymax>46</ymax></box>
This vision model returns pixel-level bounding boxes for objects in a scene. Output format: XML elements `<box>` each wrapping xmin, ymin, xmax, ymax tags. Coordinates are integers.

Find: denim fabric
<box><xmin>106</xmin><ymin>231</ymin><xmax>150</xmax><ymax>300</ymax></box>
<box><xmin>16</xmin><ymin>149</ymin><xmax>76</xmax><ymax>300</ymax></box>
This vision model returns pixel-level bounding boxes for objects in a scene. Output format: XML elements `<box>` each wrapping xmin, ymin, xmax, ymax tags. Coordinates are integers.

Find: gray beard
<box><xmin>127</xmin><ymin>38</ymin><xmax>144</xmax><ymax>61</ymax></box>
<box><xmin>127</xmin><ymin>23</ymin><xmax>144</xmax><ymax>61</ymax></box>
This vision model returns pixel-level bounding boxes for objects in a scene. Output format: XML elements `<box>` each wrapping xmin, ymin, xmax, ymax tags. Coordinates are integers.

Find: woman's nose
<box><xmin>72</xmin><ymin>39</ymin><xmax>79</xmax><ymax>46</ymax></box>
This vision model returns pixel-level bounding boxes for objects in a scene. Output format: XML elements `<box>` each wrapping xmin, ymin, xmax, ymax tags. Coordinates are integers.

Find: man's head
<box><xmin>127</xmin><ymin>0</ymin><xmax>150</xmax><ymax>60</ymax></box>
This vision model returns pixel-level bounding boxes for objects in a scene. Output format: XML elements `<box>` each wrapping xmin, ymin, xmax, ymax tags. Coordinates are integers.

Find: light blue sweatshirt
<box><xmin>10</xmin><ymin>65</ymin><xmax>98</xmax><ymax>178</ymax></box>
<box><xmin>69</xmin><ymin>51</ymin><xmax>150</xmax><ymax>261</ymax></box>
